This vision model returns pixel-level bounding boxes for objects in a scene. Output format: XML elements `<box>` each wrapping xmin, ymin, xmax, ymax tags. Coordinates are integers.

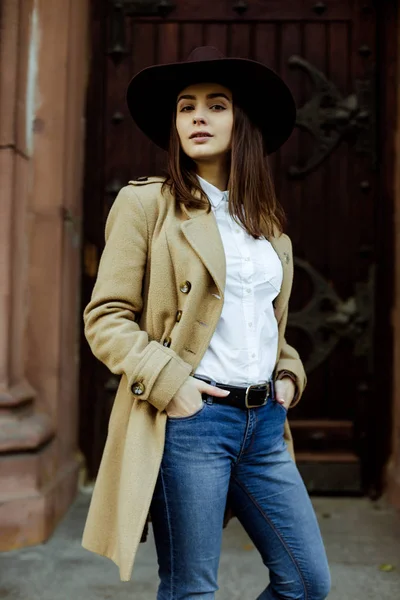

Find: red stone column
<box><xmin>0</xmin><ymin>0</ymin><xmax>88</xmax><ymax>550</ymax></box>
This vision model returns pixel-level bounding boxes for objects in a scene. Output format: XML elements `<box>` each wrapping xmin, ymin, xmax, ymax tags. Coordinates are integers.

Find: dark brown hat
<box><xmin>126</xmin><ymin>46</ymin><xmax>296</xmax><ymax>154</ymax></box>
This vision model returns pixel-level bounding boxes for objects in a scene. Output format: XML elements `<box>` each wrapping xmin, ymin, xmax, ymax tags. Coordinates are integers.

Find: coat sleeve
<box><xmin>274</xmin><ymin>235</ymin><xmax>307</xmax><ymax>408</ymax></box>
<box><xmin>83</xmin><ymin>185</ymin><xmax>192</xmax><ymax>412</ymax></box>
<box><xmin>275</xmin><ymin>304</ymin><xmax>307</xmax><ymax>407</ymax></box>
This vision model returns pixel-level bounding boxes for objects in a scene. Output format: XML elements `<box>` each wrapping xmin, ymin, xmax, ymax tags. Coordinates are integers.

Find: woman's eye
<box><xmin>179</xmin><ymin>103</ymin><xmax>226</xmax><ymax>112</ymax></box>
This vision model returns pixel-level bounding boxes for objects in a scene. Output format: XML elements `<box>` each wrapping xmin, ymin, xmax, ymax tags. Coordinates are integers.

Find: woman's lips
<box><xmin>189</xmin><ymin>133</ymin><xmax>213</xmax><ymax>143</ymax></box>
<box><xmin>191</xmin><ymin>136</ymin><xmax>212</xmax><ymax>143</ymax></box>
<box><xmin>189</xmin><ymin>131</ymin><xmax>213</xmax><ymax>142</ymax></box>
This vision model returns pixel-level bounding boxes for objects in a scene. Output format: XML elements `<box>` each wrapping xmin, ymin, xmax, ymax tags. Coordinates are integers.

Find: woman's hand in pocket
<box><xmin>275</xmin><ymin>377</ymin><xmax>296</xmax><ymax>411</ymax></box>
<box><xmin>166</xmin><ymin>376</ymin><xmax>230</xmax><ymax>418</ymax></box>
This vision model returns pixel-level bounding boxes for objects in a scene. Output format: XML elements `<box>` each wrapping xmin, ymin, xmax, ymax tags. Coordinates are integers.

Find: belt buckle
<box><xmin>245</xmin><ymin>382</ymin><xmax>269</xmax><ymax>409</ymax></box>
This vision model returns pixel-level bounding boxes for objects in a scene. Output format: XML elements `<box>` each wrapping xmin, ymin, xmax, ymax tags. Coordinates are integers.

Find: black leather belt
<box><xmin>197</xmin><ymin>377</ymin><xmax>275</xmax><ymax>410</ymax></box>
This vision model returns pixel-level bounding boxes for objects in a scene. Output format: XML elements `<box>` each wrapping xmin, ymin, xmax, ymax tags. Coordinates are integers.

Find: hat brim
<box><xmin>126</xmin><ymin>57</ymin><xmax>296</xmax><ymax>154</ymax></box>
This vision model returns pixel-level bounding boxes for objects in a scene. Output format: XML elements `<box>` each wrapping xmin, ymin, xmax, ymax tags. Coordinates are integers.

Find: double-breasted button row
<box><xmin>180</xmin><ymin>280</ymin><xmax>191</xmax><ymax>294</ymax></box>
<box><xmin>131</xmin><ymin>381</ymin><xmax>145</xmax><ymax>396</ymax></box>
<box><xmin>162</xmin><ymin>310</ymin><xmax>183</xmax><ymax>349</ymax></box>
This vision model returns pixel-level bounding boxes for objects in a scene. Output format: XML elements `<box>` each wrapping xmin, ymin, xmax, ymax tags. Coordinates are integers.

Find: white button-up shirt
<box><xmin>194</xmin><ymin>176</ymin><xmax>283</xmax><ymax>386</ymax></box>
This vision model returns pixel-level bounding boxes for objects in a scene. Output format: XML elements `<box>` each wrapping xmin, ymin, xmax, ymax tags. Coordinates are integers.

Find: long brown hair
<box><xmin>162</xmin><ymin>103</ymin><xmax>286</xmax><ymax>239</ymax></box>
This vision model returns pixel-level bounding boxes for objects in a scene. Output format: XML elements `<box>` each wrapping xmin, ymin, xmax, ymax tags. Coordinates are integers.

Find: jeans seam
<box><xmin>231</xmin><ymin>475</ymin><xmax>308</xmax><ymax>600</ymax></box>
<box><xmin>235</xmin><ymin>410</ymin><xmax>252</xmax><ymax>464</ymax></box>
<box><xmin>159</xmin><ymin>465</ymin><xmax>175</xmax><ymax>600</ymax></box>
<box><xmin>243</xmin><ymin>408</ymin><xmax>257</xmax><ymax>456</ymax></box>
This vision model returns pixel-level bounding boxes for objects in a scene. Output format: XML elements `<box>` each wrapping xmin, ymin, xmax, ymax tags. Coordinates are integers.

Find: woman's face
<box><xmin>175</xmin><ymin>82</ymin><xmax>233</xmax><ymax>164</ymax></box>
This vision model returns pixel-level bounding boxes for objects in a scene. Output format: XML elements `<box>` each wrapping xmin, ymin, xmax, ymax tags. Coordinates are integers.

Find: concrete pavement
<box><xmin>0</xmin><ymin>491</ymin><xmax>399</xmax><ymax>599</ymax></box>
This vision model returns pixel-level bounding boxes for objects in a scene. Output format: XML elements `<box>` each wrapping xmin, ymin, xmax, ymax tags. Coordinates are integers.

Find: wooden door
<box><xmin>80</xmin><ymin>0</ymin><xmax>390</xmax><ymax>493</ymax></box>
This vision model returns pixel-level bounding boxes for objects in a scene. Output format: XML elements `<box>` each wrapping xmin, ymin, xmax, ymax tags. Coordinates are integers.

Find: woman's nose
<box><xmin>192</xmin><ymin>115</ymin><xmax>206</xmax><ymax>125</ymax></box>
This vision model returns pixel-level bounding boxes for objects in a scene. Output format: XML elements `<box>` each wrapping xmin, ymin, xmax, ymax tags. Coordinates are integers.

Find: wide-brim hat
<box><xmin>126</xmin><ymin>46</ymin><xmax>296</xmax><ymax>154</ymax></box>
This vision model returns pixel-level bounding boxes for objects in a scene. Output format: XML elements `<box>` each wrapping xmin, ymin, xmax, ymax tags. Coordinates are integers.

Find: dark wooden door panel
<box><xmin>80</xmin><ymin>0</ymin><xmax>381</xmax><ymax>492</ymax></box>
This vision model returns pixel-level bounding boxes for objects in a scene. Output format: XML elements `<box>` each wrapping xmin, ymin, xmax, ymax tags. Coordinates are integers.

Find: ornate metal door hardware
<box><xmin>105</xmin><ymin>178</ymin><xmax>123</xmax><ymax>210</ymax></box>
<box><xmin>287</xmin><ymin>56</ymin><xmax>376</xmax><ymax>178</ymax></box>
<box><xmin>108</xmin><ymin>2</ymin><xmax>128</xmax><ymax>60</ymax></box>
<box><xmin>233</xmin><ymin>1</ymin><xmax>248</xmax><ymax>15</ymax></box>
<box><xmin>288</xmin><ymin>258</ymin><xmax>375</xmax><ymax>373</ymax></box>
<box><xmin>110</xmin><ymin>0</ymin><xmax>175</xmax><ymax>16</ymax></box>
<box><xmin>312</xmin><ymin>2</ymin><xmax>327</xmax><ymax>15</ymax></box>
<box><xmin>108</xmin><ymin>0</ymin><xmax>176</xmax><ymax>60</ymax></box>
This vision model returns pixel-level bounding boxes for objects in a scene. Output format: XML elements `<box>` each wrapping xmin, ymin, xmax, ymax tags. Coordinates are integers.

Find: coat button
<box><xmin>163</xmin><ymin>337</ymin><xmax>172</xmax><ymax>347</ymax></box>
<box><xmin>176</xmin><ymin>310</ymin><xmax>182</xmax><ymax>322</ymax></box>
<box><xmin>131</xmin><ymin>382</ymin><xmax>145</xmax><ymax>396</ymax></box>
<box><xmin>180</xmin><ymin>281</ymin><xmax>191</xmax><ymax>294</ymax></box>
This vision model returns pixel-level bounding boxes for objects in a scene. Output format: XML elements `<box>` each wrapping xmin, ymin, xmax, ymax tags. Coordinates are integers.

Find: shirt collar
<box><xmin>197</xmin><ymin>175</ymin><xmax>229</xmax><ymax>209</ymax></box>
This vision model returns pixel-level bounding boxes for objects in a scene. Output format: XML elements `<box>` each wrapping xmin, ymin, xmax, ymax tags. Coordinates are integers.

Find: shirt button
<box><xmin>248</xmin><ymin>322</ymin><xmax>253</xmax><ymax>327</ymax></box>
<box><xmin>246</xmin><ymin>289</ymin><xmax>251</xmax><ymax>294</ymax></box>
<box><xmin>131</xmin><ymin>382</ymin><xmax>145</xmax><ymax>396</ymax></box>
<box><xmin>245</xmin><ymin>257</ymin><xmax>250</xmax><ymax>262</ymax></box>
<box><xmin>176</xmin><ymin>310</ymin><xmax>182</xmax><ymax>322</ymax></box>
<box><xmin>251</xmin><ymin>353</ymin><xmax>256</xmax><ymax>358</ymax></box>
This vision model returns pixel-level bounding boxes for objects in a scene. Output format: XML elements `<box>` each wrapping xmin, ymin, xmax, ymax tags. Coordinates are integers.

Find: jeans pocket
<box><xmin>276</xmin><ymin>400</ymin><xmax>288</xmax><ymax>415</ymax></box>
<box><xmin>167</xmin><ymin>401</ymin><xmax>207</xmax><ymax>422</ymax></box>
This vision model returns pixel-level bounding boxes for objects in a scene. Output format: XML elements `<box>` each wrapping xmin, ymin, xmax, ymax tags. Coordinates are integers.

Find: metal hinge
<box><xmin>108</xmin><ymin>0</ymin><xmax>175</xmax><ymax>59</ymax></box>
<box><xmin>287</xmin><ymin>56</ymin><xmax>376</xmax><ymax>178</ymax></box>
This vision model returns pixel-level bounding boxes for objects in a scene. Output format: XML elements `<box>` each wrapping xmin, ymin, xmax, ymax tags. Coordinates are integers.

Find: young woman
<box><xmin>82</xmin><ymin>47</ymin><xmax>331</xmax><ymax>600</ymax></box>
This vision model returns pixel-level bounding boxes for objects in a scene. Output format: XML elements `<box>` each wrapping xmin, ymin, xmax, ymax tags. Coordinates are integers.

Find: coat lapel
<box><xmin>181</xmin><ymin>208</ymin><xmax>226</xmax><ymax>298</ymax></box>
<box><xmin>180</xmin><ymin>199</ymin><xmax>292</xmax><ymax>312</ymax></box>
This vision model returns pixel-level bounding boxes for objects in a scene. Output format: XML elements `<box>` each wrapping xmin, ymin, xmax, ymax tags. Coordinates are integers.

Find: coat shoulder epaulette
<box><xmin>128</xmin><ymin>176</ymin><xmax>166</xmax><ymax>186</ymax></box>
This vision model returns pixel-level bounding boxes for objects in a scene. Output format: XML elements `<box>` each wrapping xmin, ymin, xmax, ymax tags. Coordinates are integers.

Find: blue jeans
<box><xmin>150</xmin><ymin>397</ymin><xmax>331</xmax><ymax>600</ymax></box>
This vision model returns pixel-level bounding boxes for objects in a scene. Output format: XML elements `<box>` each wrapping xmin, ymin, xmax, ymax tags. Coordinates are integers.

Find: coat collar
<box><xmin>180</xmin><ymin>203</ymin><xmax>227</xmax><ymax>298</ymax></box>
<box><xmin>180</xmin><ymin>197</ymin><xmax>292</xmax><ymax>311</ymax></box>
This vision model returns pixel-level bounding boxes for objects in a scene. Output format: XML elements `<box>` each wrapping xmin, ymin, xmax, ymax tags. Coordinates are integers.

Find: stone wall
<box><xmin>0</xmin><ymin>0</ymin><xmax>89</xmax><ymax>550</ymax></box>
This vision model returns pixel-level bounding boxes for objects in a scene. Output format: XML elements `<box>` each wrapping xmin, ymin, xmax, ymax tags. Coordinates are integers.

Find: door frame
<box><xmin>369</xmin><ymin>0</ymin><xmax>398</xmax><ymax>498</ymax></box>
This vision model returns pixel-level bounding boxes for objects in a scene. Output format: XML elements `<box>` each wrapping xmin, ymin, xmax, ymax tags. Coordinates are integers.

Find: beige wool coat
<box><xmin>82</xmin><ymin>177</ymin><xmax>307</xmax><ymax>581</ymax></box>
